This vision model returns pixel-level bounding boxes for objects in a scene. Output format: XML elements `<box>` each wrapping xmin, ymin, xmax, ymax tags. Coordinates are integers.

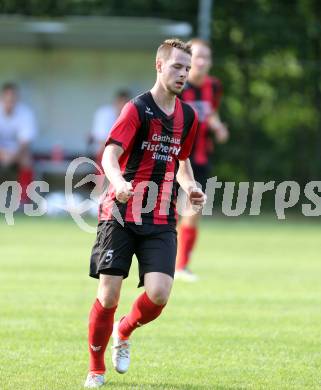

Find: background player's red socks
<box><xmin>18</xmin><ymin>167</ymin><xmax>33</xmax><ymax>203</ymax></box>
<box><xmin>118</xmin><ymin>292</ymin><xmax>165</xmax><ymax>339</ymax></box>
<box><xmin>88</xmin><ymin>299</ymin><xmax>117</xmax><ymax>374</ymax></box>
<box><xmin>176</xmin><ymin>225</ymin><xmax>198</xmax><ymax>270</ymax></box>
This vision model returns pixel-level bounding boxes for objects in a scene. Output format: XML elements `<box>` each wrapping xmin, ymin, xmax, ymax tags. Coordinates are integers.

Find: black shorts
<box><xmin>89</xmin><ymin>221</ymin><xmax>177</xmax><ymax>287</ymax></box>
<box><xmin>191</xmin><ymin>162</ymin><xmax>210</xmax><ymax>191</ymax></box>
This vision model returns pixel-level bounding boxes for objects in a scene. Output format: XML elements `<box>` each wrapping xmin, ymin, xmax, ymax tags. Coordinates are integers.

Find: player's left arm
<box><xmin>177</xmin><ymin>159</ymin><xmax>207</xmax><ymax>207</ymax></box>
<box><xmin>207</xmin><ymin>78</ymin><xmax>229</xmax><ymax>143</ymax></box>
<box><xmin>207</xmin><ymin>111</ymin><xmax>229</xmax><ymax>144</ymax></box>
<box><xmin>177</xmin><ymin>108</ymin><xmax>206</xmax><ymax>207</ymax></box>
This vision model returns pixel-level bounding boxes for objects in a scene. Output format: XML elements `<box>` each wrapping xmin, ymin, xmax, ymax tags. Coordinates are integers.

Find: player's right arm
<box><xmin>102</xmin><ymin>144</ymin><xmax>133</xmax><ymax>203</ymax></box>
<box><xmin>101</xmin><ymin>101</ymin><xmax>140</xmax><ymax>203</ymax></box>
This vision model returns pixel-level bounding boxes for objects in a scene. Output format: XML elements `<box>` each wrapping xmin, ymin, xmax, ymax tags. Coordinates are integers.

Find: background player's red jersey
<box><xmin>180</xmin><ymin>75</ymin><xmax>222</xmax><ymax>166</ymax></box>
<box><xmin>100</xmin><ymin>92</ymin><xmax>198</xmax><ymax>225</ymax></box>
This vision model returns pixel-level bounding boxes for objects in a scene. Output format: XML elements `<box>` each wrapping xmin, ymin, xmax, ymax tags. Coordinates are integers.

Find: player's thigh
<box><xmin>135</xmin><ymin>228</ymin><xmax>177</xmax><ymax>288</ymax></box>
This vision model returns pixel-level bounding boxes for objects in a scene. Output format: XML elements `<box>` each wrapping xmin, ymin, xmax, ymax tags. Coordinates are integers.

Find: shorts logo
<box><xmin>105</xmin><ymin>249</ymin><xmax>114</xmax><ymax>262</ymax></box>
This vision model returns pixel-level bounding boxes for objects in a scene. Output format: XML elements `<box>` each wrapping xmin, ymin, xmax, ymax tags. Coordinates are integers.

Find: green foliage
<box><xmin>0</xmin><ymin>0</ymin><xmax>198</xmax><ymax>19</ymax></box>
<box><xmin>212</xmin><ymin>0</ymin><xmax>321</xmax><ymax>182</ymax></box>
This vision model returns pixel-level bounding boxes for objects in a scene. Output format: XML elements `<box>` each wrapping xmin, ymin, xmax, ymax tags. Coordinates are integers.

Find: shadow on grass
<box><xmin>106</xmin><ymin>381</ymin><xmax>246</xmax><ymax>390</ymax></box>
<box><xmin>107</xmin><ymin>383</ymin><xmax>205</xmax><ymax>389</ymax></box>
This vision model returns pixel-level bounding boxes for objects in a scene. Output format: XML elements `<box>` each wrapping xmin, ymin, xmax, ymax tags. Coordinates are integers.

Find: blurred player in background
<box><xmin>0</xmin><ymin>82</ymin><xmax>37</xmax><ymax>205</ymax></box>
<box><xmin>175</xmin><ymin>38</ymin><xmax>229</xmax><ymax>281</ymax></box>
<box><xmin>89</xmin><ymin>90</ymin><xmax>131</xmax><ymax>197</ymax></box>
<box><xmin>90</xmin><ymin>90</ymin><xmax>131</xmax><ymax>163</ymax></box>
<box><xmin>84</xmin><ymin>38</ymin><xmax>206</xmax><ymax>388</ymax></box>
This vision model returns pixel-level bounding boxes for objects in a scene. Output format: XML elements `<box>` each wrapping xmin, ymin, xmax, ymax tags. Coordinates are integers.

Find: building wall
<box><xmin>0</xmin><ymin>48</ymin><xmax>155</xmax><ymax>154</ymax></box>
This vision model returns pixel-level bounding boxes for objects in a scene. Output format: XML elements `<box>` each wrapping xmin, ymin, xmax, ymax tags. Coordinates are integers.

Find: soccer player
<box><xmin>84</xmin><ymin>38</ymin><xmax>206</xmax><ymax>388</ymax></box>
<box><xmin>175</xmin><ymin>38</ymin><xmax>229</xmax><ymax>282</ymax></box>
<box><xmin>0</xmin><ymin>82</ymin><xmax>37</xmax><ymax>205</ymax></box>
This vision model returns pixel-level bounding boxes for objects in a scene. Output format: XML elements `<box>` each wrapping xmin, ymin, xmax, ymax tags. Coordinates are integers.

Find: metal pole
<box><xmin>198</xmin><ymin>0</ymin><xmax>213</xmax><ymax>41</ymax></box>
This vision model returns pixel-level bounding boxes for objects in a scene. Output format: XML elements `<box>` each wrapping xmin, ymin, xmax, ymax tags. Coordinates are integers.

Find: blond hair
<box><xmin>188</xmin><ymin>38</ymin><xmax>212</xmax><ymax>50</ymax></box>
<box><xmin>156</xmin><ymin>38</ymin><xmax>192</xmax><ymax>60</ymax></box>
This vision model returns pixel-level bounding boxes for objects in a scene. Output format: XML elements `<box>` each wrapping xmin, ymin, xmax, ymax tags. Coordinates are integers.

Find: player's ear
<box><xmin>155</xmin><ymin>58</ymin><xmax>163</xmax><ymax>73</ymax></box>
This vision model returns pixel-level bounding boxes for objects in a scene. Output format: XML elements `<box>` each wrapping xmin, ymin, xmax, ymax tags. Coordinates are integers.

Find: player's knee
<box><xmin>98</xmin><ymin>294</ymin><xmax>119</xmax><ymax>309</ymax></box>
<box><xmin>97</xmin><ymin>287</ymin><xmax>120</xmax><ymax>308</ymax></box>
<box><xmin>97</xmin><ymin>274</ymin><xmax>122</xmax><ymax>308</ymax></box>
<box><xmin>147</xmin><ymin>288</ymin><xmax>169</xmax><ymax>306</ymax></box>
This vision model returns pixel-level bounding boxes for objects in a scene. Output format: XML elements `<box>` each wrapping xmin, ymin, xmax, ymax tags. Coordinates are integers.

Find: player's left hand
<box><xmin>0</xmin><ymin>149</ymin><xmax>16</xmax><ymax>166</ymax></box>
<box><xmin>215</xmin><ymin>122</ymin><xmax>229</xmax><ymax>143</ymax></box>
<box><xmin>208</xmin><ymin>114</ymin><xmax>229</xmax><ymax>144</ymax></box>
<box><xmin>188</xmin><ymin>187</ymin><xmax>207</xmax><ymax>209</ymax></box>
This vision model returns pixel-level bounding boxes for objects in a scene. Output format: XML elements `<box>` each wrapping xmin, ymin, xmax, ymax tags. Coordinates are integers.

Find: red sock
<box><xmin>118</xmin><ymin>292</ymin><xmax>165</xmax><ymax>339</ymax></box>
<box><xmin>18</xmin><ymin>167</ymin><xmax>33</xmax><ymax>203</ymax></box>
<box><xmin>176</xmin><ymin>225</ymin><xmax>198</xmax><ymax>270</ymax></box>
<box><xmin>88</xmin><ymin>299</ymin><xmax>117</xmax><ymax>374</ymax></box>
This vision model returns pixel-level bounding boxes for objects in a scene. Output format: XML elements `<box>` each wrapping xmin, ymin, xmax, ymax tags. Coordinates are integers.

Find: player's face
<box><xmin>1</xmin><ymin>89</ymin><xmax>18</xmax><ymax>113</ymax></box>
<box><xmin>191</xmin><ymin>43</ymin><xmax>212</xmax><ymax>77</ymax></box>
<box><xmin>158</xmin><ymin>48</ymin><xmax>191</xmax><ymax>95</ymax></box>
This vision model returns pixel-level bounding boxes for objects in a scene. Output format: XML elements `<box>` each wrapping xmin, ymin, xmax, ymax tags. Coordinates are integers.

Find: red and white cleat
<box><xmin>84</xmin><ymin>373</ymin><xmax>105</xmax><ymax>388</ymax></box>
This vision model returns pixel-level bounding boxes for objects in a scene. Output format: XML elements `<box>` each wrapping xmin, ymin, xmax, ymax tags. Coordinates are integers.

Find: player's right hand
<box><xmin>115</xmin><ymin>181</ymin><xmax>134</xmax><ymax>204</ymax></box>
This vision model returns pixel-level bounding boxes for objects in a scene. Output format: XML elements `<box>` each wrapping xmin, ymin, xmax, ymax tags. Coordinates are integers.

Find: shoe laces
<box><xmin>113</xmin><ymin>340</ymin><xmax>130</xmax><ymax>359</ymax></box>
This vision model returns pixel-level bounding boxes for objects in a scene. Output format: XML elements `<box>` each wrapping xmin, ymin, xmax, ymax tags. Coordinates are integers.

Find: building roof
<box><xmin>0</xmin><ymin>16</ymin><xmax>192</xmax><ymax>49</ymax></box>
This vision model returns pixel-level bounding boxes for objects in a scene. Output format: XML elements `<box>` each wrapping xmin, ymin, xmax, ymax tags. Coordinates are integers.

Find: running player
<box><xmin>175</xmin><ymin>38</ymin><xmax>229</xmax><ymax>282</ymax></box>
<box><xmin>84</xmin><ymin>38</ymin><xmax>206</xmax><ymax>388</ymax></box>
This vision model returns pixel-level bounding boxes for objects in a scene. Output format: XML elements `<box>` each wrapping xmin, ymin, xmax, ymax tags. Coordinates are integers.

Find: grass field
<box><xmin>1</xmin><ymin>216</ymin><xmax>321</xmax><ymax>390</ymax></box>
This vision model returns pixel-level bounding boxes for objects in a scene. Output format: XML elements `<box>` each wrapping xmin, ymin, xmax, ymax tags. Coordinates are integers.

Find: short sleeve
<box><xmin>178</xmin><ymin>110</ymin><xmax>198</xmax><ymax>160</ymax></box>
<box><xmin>105</xmin><ymin>102</ymin><xmax>140</xmax><ymax>152</ymax></box>
<box><xmin>17</xmin><ymin>106</ymin><xmax>37</xmax><ymax>143</ymax></box>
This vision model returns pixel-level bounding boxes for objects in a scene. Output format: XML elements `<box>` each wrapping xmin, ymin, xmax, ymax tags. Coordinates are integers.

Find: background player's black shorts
<box><xmin>89</xmin><ymin>221</ymin><xmax>177</xmax><ymax>287</ymax></box>
<box><xmin>191</xmin><ymin>162</ymin><xmax>210</xmax><ymax>192</ymax></box>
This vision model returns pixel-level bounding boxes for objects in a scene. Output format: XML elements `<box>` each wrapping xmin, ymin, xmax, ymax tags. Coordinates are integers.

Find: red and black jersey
<box><xmin>181</xmin><ymin>75</ymin><xmax>222</xmax><ymax>166</ymax></box>
<box><xmin>99</xmin><ymin>91</ymin><xmax>198</xmax><ymax>226</ymax></box>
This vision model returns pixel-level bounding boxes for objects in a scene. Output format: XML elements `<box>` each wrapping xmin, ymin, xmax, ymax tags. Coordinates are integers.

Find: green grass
<box><xmin>1</xmin><ymin>216</ymin><xmax>321</xmax><ymax>389</ymax></box>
